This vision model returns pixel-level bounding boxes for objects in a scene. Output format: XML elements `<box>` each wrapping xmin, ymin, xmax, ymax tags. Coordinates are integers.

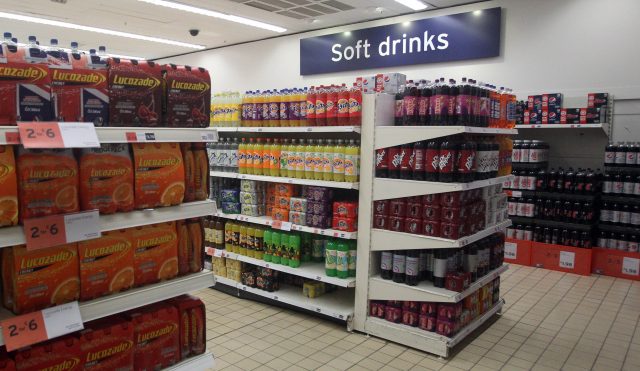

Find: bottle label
<box><xmin>326</xmin><ymin>97</ymin><xmax>336</xmax><ymax>118</ymax></box>
<box><xmin>632</xmin><ymin>212</ymin><xmax>640</xmax><ymax>226</ymax></box>
<box><xmin>403</xmin><ymin>96</ymin><xmax>417</xmax><ymax>117</ymax></box>
<box><xmin>392</xmin><ymin>254</ymin><xmax>406</xmax><ymax>273</ymax></box>
<box><xmin>336</xmin><ymin>250</ymin><xmax>348</xmax><ymax>272</ymax></box>
<box><xmin>480</xmin><ymin>96</ymin><xmax>490</xmax><ymax>117</ymax></box>
<box><xmin>625</xmin><ymin>182</ymin><xmax>635</xmax><ymax>195</ymax></box>
<box><xmin>438</xmin><ymin>149</ymin><xmax>455</xmax><ymax>173</ymax></box>
<box><xmin>306</xmin><ymin>99</ymin><xmax>316</xmax><ymax>118</ymax></box>
<box><xmin>214</xmin><ymin>230</ymin><xmax>224</xmax><ymax>245</ymax></box>
<box><xmin>448</xmin><ymin>95</ymin><xmax>456</xmax><ymax>116</ymax></box>
<box><xmin>348</xmin><ymin>97</ymin><xmax>362</xmax><ymax>116</ymax></box>
<box><xmin>621</xmin><ymin>211</ymin><xmax>631</xmax><ymax>224</ymax></box>
<box><xmin>300</xmin><ymin>100</ymin><xmax>307</xmax><ymax>119</ymax></box>
<box><xmin>429</xmin><ymin>95</ymin><xmax>437</xmax><ymax>116</ymax></box>
<box><xmin>615</xmin><ymin>152</ymin><xmax>626</xmax><ymax>164</ymax></box>
<box><xmin>323</xmin><ymin>154</ymin><xmax>332</xmax><ymax>173</ymax></box>
<box><xmin>332</xmin><ymin>153</ymin><xmax>345</xmax><ymax>174</ymax></box>
<box><xmin>289</xmin><ymin>101</ymin><xmax>300</xmax><ymax>120</ymax></box>
<box><xmin>399</xmin><ymin>148</ymin><xmax>411</xmax><ymax>171</ymax></box>
<box><xmin>381</xmin><ymin>252</ymin><xmax>392</xmax><ymax>270</ymax></box>
<box><xmin>375</xmin><ymin>149</ymin><xmax>388</xmax><ymax>170</ymax></box>
<box><xmin>395</xmin><ymin>99</ymin><xmax>404</xmax><ymax>118</ymax></box>
<box><xmin>279</xmin><ymin>150</ymin><xmax>288</xmax><ymax>170</ymax></box>
<box><xmin>314</xmin><ymin>152</ymin><xmax>323</xmax><ymax>172</ymax></box>
<box><xmin>280</xmin><ymin>102</ymin><xmax>289</xmax><ymax>120</ymax></box>
<box><xmin>433</xmin><ymin>258</ymin><xmax>447</xmax><ymax>277</ymax></box>
<box><xmin>512</xmin><ymin>147</ymin><xmax>521</xmax><ymax>163</ymax></box>
<box><xmin>388</xmin><ymin>147</ymin><xmax>402</xmax><ymax>171</ymax></box>
<box><xmin>418</xmin><ymin>97</ymin><xmax>428</xmax><ymax>117</ymax></box>
<box><xmin>457</xmin><ymin>149</ymin><xmax>475</xmax><ymax>174</ymax></box>
<box><xmin>325</xmin><ymin>249</ymin><xmax>336</xmax><ymax>269</ymax></box>
<box><xmin>337</xmin><ymin>97</ymin><xmax>350</xmax><ymax>117</ymax></box>
<box><xmin>425</xmin><ymin>149</ymin><xmax>439</xmax><ymax>174</ymax></box>
<box><xmin>316</xmin><ymin>99</ymin><xmax>326</xmax><ymax>116</ymax></box>
<box><xmin>411</xmin><ymin>148</ymin><xmax>425</xmax><ymax>171</ymax></box>
<box><xmin>345</xmin><ymin>154</ymin><xmax>357</xmax><ymax>176</ymax></box>
<box><xmin>255</xmin><ymin>237</ymin><xmax>263</xmax><ymax>252</ymax></box>
<box><xmin>406</xmin><ymin>256</ymin><xmax>419</xmax><ymax>276</ymax></box>
<box><xmin>305</xmin><ymin>153</ymin><xmax>315</xmax><ymax>172</ymax></box>
<box><xmin>611</xmin><ymin>210</ymin><xmax>621</xmax><ymax>223</ymax></box>
<box><xmin>600</xmin><ymin>208</ymin><xmax>611</xmax><ymax>222</ymax></box>
<box><xmin>457</xmin><ymin>95</ymin><xmax>469</xmax><ymax>116</ymax></box>
<box><xmin>435</xmin><ymin>94</ymin><xmax>448</xmax><ymax>116</ymax></box>
<box><xmin>348</xmin><ymin>250</ymin><xmax>356</xmax><ymax>270</ymax></box>
<box><xmin>475</xmin><ymin>150</ymin><xmax>491</xmax><ymax>173</ymax></box>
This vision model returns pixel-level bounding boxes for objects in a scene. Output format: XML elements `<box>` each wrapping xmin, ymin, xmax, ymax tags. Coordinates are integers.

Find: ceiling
<box><xmin>0</xmin><ymin>0</ymin><xmax>485</xmax><ymax>59</ymax></box>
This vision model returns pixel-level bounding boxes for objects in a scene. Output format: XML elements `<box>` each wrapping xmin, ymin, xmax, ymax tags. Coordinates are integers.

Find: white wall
<box><xmin>158</xmin><ymin>0</ymin><xmax>640</xmax><ymax>101</ymax></box>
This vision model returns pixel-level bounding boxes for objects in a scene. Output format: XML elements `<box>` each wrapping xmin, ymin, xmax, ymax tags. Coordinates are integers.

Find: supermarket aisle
<box><xmin>196</xmin><ymin>265</ymin><xmax>640</xmax><ymax>371</ymax></box>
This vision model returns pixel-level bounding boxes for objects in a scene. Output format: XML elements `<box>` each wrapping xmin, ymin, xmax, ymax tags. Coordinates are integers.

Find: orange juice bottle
<box><xmin>181</xmin><ymin>143</ymin><xmax>196</xmax><ymax>203</ymax></box>
<box><xmin>130</xmin><ymin>222</ymin><xmax>178</xmax><ymax>287</ymax></box>
<box><xmin>2</xmin><ymin>243</ymin><xmax>79</xmax><ymax>314</ymax></box>
<box><xmin>17</xmin><ymin>148</ymin><xmax>79</xmax><ymax>220</ymax></box>
<box><xmin>78</xmin><ymin>229</ymin><xmax>134</xmax><ymax>301</ymax></box>
<box><xmin>0</xmin><ymin>145</ymin><xmax>18</xmax><ymax>227</ymax></box>
<box><xmin>270</xmin><ymin>138</ymin><xmax>281</xmax><ymax>177</ymax></box>
<box><xmin>132</xmin><ymin>143</ymin><xmax>185</xmax><ymax>209</ymax></box>
<box><xmin>79</xmin><ymin>144</ymin><xmax>134</xmax><ymax>214</ymax></box>
<box><xmin>262</xmin><ymin>138</ymin><xmax>272</xmax><ymax>175</ymax></box>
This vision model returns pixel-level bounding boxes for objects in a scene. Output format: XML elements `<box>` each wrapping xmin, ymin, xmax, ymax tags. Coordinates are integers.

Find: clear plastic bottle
<box><xmin>332</xmin><ymin>139</ymin><xmax>346</xmax><ymax>182</ymax></box>
<box><xmin>295</xmin><ymin>139</ymin><xmax>306</xmax><ymax>179</ymax></box>
<box><xmin>323</xmin><ymin>139</ymin><xmax>334</xmax><ymax>181</ymax></box>
<box><xmin>230</xmin><ymin>137</ymin><xmax>239</xmax><ymax>173</ymax></box>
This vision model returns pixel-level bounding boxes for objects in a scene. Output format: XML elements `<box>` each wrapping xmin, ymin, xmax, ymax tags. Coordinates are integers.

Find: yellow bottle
<box><xmin>279</xmin><ymin>138</ymin><xmax>289</xmax><ymax>178</ymax></box>
<box><xmin>225</xmin><ymin>220</ymin><xmax>233</xmax><ymax>250</ymax></box>
<box><xmin>254</xmin><ymin>138</ymin><xmax>264</xmax><ymax>175</ymax></box>
<box><xmin>290</xmin><ymin>88</ymin><xmax>300</xmax><ymax>127</ymax></box>
<box><xmin>239</xmin><ymin>223</ymin><xmax>247</xmax><ymax>255</ymax></box>
<box><xmin>314</xmin><ymin>139</ymin><xmax>324</xmax><ymax>180</ymax></box>
<box><xmin>231</xmin><ymin>222</ymin><xmax>240</xmax><ymax>253</ymax></box>
<box><xmin>305</xmin><ymin>139</ymin><xmax>315</xmax><ymax>179</ymax></box>
<box><xmin>344</xmin><ymin>139</ymin><xmax>359</xmax><ymax>182</ymax></box>
<box><xmin>332</xmin><ymin>139</ymin><xmax>345</xmax><ymax>182</ymax></box>
<box><xmin>270</xmin><ymin>138</ymin><xmax>281</xmax><ymax>177</ymax></box>
<box><xmin>262</xmin><ymin>138</ymin><xmax>272</xmax><ymax>176</ymax></box>
<box><xmin>295</xmin><ymin>139</ymin><xmax>306</xmax><ymax>178</ymax></box>
<box><xmin>246</xmin><ymin>226</ymin><xmax>255</xmax><ymax>258</ymax></box>
<box><xmin>287</xmin><ymin>139</ymin><xmax>297</xmax><ymax>178</ymax></box>
<box><xmin>255</xmin><ymin>91</ymin><xmax>265</xmax><ymax>128</ymax></box>
<box><xmin>323</xmin><ymin>139</ymin><xmax>334</xmax><ymax>181</ymax></box>
<box><xmin>269</xmin><ymin>89</ymin><xmax>280</xmax><ymax>127</ymax></box>
<box><xmin>246</xmin><ymin>138</ymin><xmax>255</xmax><ymax>175</ymax></box>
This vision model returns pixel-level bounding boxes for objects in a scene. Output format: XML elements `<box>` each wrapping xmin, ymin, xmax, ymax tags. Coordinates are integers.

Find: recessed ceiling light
<box><xmin>137</xmin><ymin>0</ymin><xmax>287</xmax><ymax>33</ymax></box>
<box><xmin>395</xmin><ymin>0</ymin><xmax>429</xmax><ymax>11</ymax></box>
<box><xmin>344</xmin><ymin>31</ymin><xmax>351</xmax><ymax>36</ymax></box>
<box><xmin>403</xmin><ymin>21</ymin><xmax>411</xmax><ymax>26</ymax></box>
<box><xmin>0</xmin><ymin>11</ymin><xmax>204</xmax><ymax>49</ymax></box>
<box><xmin>473</xmin><ymin>10</ymin><xmax>483</xmax><ymax>16</ymax></box>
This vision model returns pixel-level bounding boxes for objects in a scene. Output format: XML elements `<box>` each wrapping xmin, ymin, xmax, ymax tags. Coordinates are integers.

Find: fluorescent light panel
<box><xmin>395</xmin><ymin>0</ymin><xmax>429</xmax><ymax>11</ymax></box>
<box><xmin>0</xmin><ymin>11</ymin><xmax>205</xmax><ymax>49</ymax></box>
<box><xmin>35</xmin><ymin>44</ymin><xmax>146</xmax><ymax>60</ymax></box>
<box><xmin>137</xmin><ymin>0</ymin><xmax>287</xmax><ymax>33</ymax></box>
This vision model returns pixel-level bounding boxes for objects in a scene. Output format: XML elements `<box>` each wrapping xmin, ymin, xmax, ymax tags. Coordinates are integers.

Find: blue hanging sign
<box><xmin>300</xmin><ymin>7</ymin><xmax>502</xmax><ymax>75</ymax></box>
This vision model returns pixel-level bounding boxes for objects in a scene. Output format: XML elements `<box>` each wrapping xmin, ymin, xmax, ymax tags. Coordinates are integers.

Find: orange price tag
<box><xmin>18</xmin><ymin>122</ymin><xmax>63</xmax><ymax>148</ymax></box>
<box><xmin>23</xmin><ymin>214</ymin><xmax>67</xmax><ymax>250</ymax></box>
<box><xmin>1</xmin><ymin>311</ymin><xmax>47</xmax><ymax>351</ymax></box>
<box><xmin>4</xmin><ymin>131</ymin><xmax>20</xmax><ymax>144</ymax></box>
<box><xmin>271</xmin><ymin>220</ymin><xmax>283</xmax><ymax>229</ymax></box>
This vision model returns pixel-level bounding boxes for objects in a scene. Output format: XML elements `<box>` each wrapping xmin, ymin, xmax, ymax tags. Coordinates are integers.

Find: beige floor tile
<box><xmin>297</xmin><ymin>358</ymin><xmax>325</xmax><ymax>370</ymax></box>
<box><xmin>356</xmin><ymin>357</ymin><xmax>385</xmax><ymax>370</ymax></box>
<box><xmin>264</xmin><ymin>357</ymin><xmax>293</xmax><ymax>370</ymax></box>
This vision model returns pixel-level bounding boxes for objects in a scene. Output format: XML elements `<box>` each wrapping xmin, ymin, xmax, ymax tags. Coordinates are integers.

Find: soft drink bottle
<box><xmin>425</xmin><ymin>140</ymin><xmax>440</xmax><ymax>181</ymax></box>
<box><xmin>323</xmin><ymin>139</ymin><xmax>334</xmax><ymax>181</ymax></box>
<box><xmin>417</xmin><ymin>80</ymin><xmax>430</xmax><ymax>126</ymax></box>
<box><xmin>306</xmin><ymin>86</ymin><xmax>317</xmax><ymax>126</ymax></box>
<box><xmin>300</xmin><ymin>87</ymin><xmax>308</xmax><ymax>126</ymax></box>
<box><xmin>337</xmin><ymin>84</ymin><xmax>350</xmax><ymax>126</ymax></box>
<box><xmin>399</xmin><ymin>142</ymin><xmax>412</xmax><ymax>180</ymax></box>
<box><xmin>262</xmin><ymin>138</ymin><xmax>272</xmax><ymax>175</ymax></box>
<box><xmin>254</xmin><ymin>90</ymin><xmax>264</xmax><ymax>126</ymax></box>
<box><xmin>271</xmin><ymin>231</ymin><xmax>281</xmax><ymax>264</ymax></box>
<box><xmin>289</xmin><ymin>88</ymin><xmax>300</xmax><ymax>127</ymax></box>
<box><xmin>269</xmin><ymin>89</ymin><xmax>280</xmax><ymax>126</ymax></box>
<box><xmin>253</xmin><ymin>138</ymin><xmax>264</xmax><ymax>175</ymax></box>
<box><xmin>394</xmin><ymin>85</ymin><xmax>404</xmax><ymax>126</ymax></box>
<box><xmin>280</xmin><ymin>233</ymin><xmax>290</xmax><ymax>265</ymax></box>
<box><xmin>412</xmin><ymin>141</ymin><xmax>425</xmax><ymax>181</ymax></box>
<box><xmin>375</xmin><ymin>147</ymin><xmax>389</xmax><ymax>178</ymax></box>
<box><xmin>481</xmin><ymin>83</ymin><xmax>491</xmax><ymax>127</ymax></box>
<box><xmin>270</xmin><ymin>138</ymin><xmax>281</xmax><ymax>177</ymax></box>
<box><xmin>438</xmin><ymin>138</ymin><xmax>458</xmax><ymax>182</ymax></box>
<box><xmin>332</xmin><ymin>139</ymin><xmax>346</xmax><ymax>182</ymax></box>
<box><xmin>233</xmin><ymin>92</ymin><xmax>242</xmax><ymax>127</ymax></box>
<box><xmin>345</xmin><ymin>139</ymin><xmax>359</xmax><ymax>182</ymax></box>
<box><xmin>326</xmin><ymin>85</ymin><xmax>338</xmax><ymax>126</ymax></box>
<box><xmin>456</xmin><ymin>140</ymin><xmax>476</xmax><ymax>182</ymax></box>
<box><xmin>313</xmin><ymin>139</ymin><xmax>323</xmax><ymax>180</ymax></box>
<box><xmin>456</xmin><ymin>78</ymin><xmax>472</xmax><ymax>126</ymax></box>
<box><xmin>448</xmin><ymin>79</ymin><xmax>458</xmax><ymax>125</ymax></box>
<box><xmin>387</xmin><ymin>145</ymin><xmax>401</xmax><ymax>179</ymax></box>
<box><xmin>316</xmin><ymin>86</ymin><xmax>327</xmax><ymax>126</ymax></box>
<box><xmin>250</xmin><ymin>91</ymin><xmax>258</xmax><ymax>127</ymax></box>
<box><xmin>238</xmin><ymin>223</ymin><xmax>247</xmax><ymax>255</ymax></box>
<box><xmin>218</xmin><ymin>138</ymin><xmax>229</xmax><ymax>172</ymax></box>
<box><xmin>305</xmin><ymin>139</ymin><xmax>315</xmax><ymax>179</ymax></box>
<box><xmin>230</xmin><ymin>137</ymin><xmax>239</xmax><ymax>172</ymax></box>
<box><xmin>287</xmin><ymin>138</ymin><xmax>297</xmax><ymax>178</ymax></box>
<box><xmin>240</xmin><ymin>91</ymin><xmax>249</xmax><ymax>126</ymax></box>
<box><xmin>402</xmin><ymin>81</ymin><xmax>418</xmax><ymax>126</ymax></box>
<box><xmin>246</xmin><ymin>226</ymin><xmax>255</xmax><ymax>258</ymax></box>
<box><xmin>280</xmin><ymin>89</ymin><xmax>290</xmax><ymax>127</ymax></box>
<box><xmin>279</xmin><ymin>138</ymin><xmax>289</xmax><ymax>177</ymax></box>
<box><xmin>296</xmin><ymin>139</ymin><xmax>306</xmax><ymax>179</ymax></box>
<box><xmin>348</xmin><ymin>83</ymin><xmax>362</xmax><ymax>126</ymax></box>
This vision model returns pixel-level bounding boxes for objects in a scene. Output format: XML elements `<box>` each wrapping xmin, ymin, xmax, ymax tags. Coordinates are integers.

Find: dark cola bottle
<box><xmin>433</xmin><ymin>78</ymin><xmax>450</xmax><ymax>125</ymax></box>
<box><xmin>387</xmin><ymin>145</ymin><xmax>402</xmax><ymax>179</ymax></box>
<box><xmin>412</xmin><ymin>141</ymin><xmax>426</xmax><ymax>181</ymax></box>
<box><xmin>438</xmin><ymin>139</ymin><xmax>458</xmax><ymax>183</ymax></box>
<box><xmin>456</xmin><ymin>77</ymin><xmax>472</xmax><ymax>126</ymax></box>
<box><xmin>536</xmin><ymin>169</ymin><xmax>547</xmax><ymax>190</ymax></box>
<box><xmin>456</xmin><ymin>141</ymin><xmax>476</xmax><ymax>182</ymax></box>
<box><xmin>425</xmin><ymin>140</ymin><xmax>440</xmax><ymax>181</ymax></box>
<box><xmin>375</xmin><ymin>148</ymin><xmax>389</xmax><ymax>178</ymax></box>
<box><xmin>417</xmin><ymin>80</ymin><xmax>430</xmax><ymax>126</ymax></box>
<box><xmin>448</xmin><ymin>79</ymin><xmax>459</xmax><ymax>125</ymax></box>
<box><xmin>394</xmin><ymin>86</ymin><xmax>404</xmax><ymax>126</ymax></box>
<box><xmin>402</xmin><ymin>82</ymin><xmax>419</xmax><ymax>126</ymax></box>
<box><xmin>574</xmin><ymin>169</ymin><xmax>586</xmax><ymax>194</ymax></box>
<box><xmin>564</xmin><ymin>168</ymin><xmax>575</xmax><ymax>193</ymax></box>
<box><xmin>405</xmin><ymin>249</ymin><xmax>420</xmax><ymax>286</ymax></box>
<box><xmin>400</xmin><ymin>142</ymin><xmax>412</xmax><ymax>180</ymax></box>
<box><xmin>548</xmin><ymin>168</ymin><xmax>558</xmax><ymax>190</ymax></box>
<box><xmin>556</xmin><ymin>168</ymin><xmax>565</xmax><ymax>192</ymax></box>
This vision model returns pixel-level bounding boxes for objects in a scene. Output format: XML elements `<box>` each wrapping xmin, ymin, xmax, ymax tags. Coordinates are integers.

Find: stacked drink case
<box><xmin>373</xmin><ymin>186</ymin><xmax>507</xmax><ymax>240</ymax></box>
<box><xmin>376</xmin><ymin>135</ymin><xmax>512</xmax><ymax>183</ymax></box>
<box><xmin>393</xmin><ymin>77</ymin><xmax>517</xmax><ymax>128</ymax></box>
<box><xmin>0</xmin><ymin>32</ymin><xmax>211</xmax><ymax>127</ymax></box>
<box><xmin>369</xmin><ymin>277</ymin><xmax>500</xmax><ymax>336</ymax></box>
<box><xmin>380</xmin><ymin>233</ymin><xmax>504</xmax><ymax>289</ymax></box>
<box><xmin>521</xmin><ymin>92</ymin><xmax>609</xmax><ymax>125</ymax></box>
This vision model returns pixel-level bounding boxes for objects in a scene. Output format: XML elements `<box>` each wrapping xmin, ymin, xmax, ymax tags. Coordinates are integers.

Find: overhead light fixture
<box><xmin>473</xmin><ymin>10</ymin><xmax>483</xmax><ymax>16</ymax></box>
<box><xmin>0</xmin><ymin>11</ymin><xmax>205</xmax><ymax>49</ymax></box>
<box><xmin>46</xmin><ymin>45</ymin><xmax>146</xmax><ymax>60</ymax></box>
<box><xmin>137</xmin><ymin>0</ymin><xmax>287</xmax><ymax>33</ymax></box>
<box><xmin>344</xmin><ymin>31</ymin><xmax>351</xmax><ymax>36</ymax></box>
<box><xmin>403</xmin><ymin>21</ymin><xmax>411</xmax><ymax>26</ymax></box>
<box><xmin>395</xmin><ymin>0</ymin><xmax>428</xmax><ymax>11</ymax></box>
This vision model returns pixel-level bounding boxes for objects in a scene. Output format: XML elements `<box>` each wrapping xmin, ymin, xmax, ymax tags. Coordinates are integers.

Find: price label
<box><xmin>4</xmin><ymin>131</ymin><xmax>20</xmax><ymax>144</ymax></box>
<box><xmin>270</xmin><ymin>221</ymin><xmax>292</xmax><ymax>231</ymax></box>
<box><xmin>315</xmin><ymin>276</ymin><xmax>322</xmax><ymax>281</ymax></box>
<box><xmin>504</xmin><ymin>242</ymin><xmax>517</xmax><ymax>260</ymax></box>
<box><xmin>206</xmin><ymin>247</ymin><xmax>215</xmax><ymax>256</ymax></box>
<box><xmin>200</xmin><ymin>131</ymin><xmax>218</xmax><ymax>142</ymax></box>
<box><xmin>273</xmin><ymin>295</ymin><xmax>278</xmax><ymax>301</ymax></box>
<box><xmin>306</xmin><ymin>127</ymin><xmax>313</xmax><ymax>132</ymax></box>
<box><xmin>622</xmin><ymin>257</ymin><xmax>640</xmax><ymax>276</ymax></box>
<box><xmin>511</xmin><ymin>191</ymin><xmax>522</xmax><ymax>198</ymax></box>
<box><xmin>24</xmin><ymin>210</ymin><xmax>101</xmax><ymax>250</ymax></box>
<box><xmin>1</xmin><ymin>301</ymin><xmax>83</xmax><ymax>351</ymax></box>
<box><xmin>559</xmin><ymin>251</ymin><xmax>575</xmax><ymax>269</ymax></box>
<box><xmin>125</xmin><ymin>132</ymin><xmax>156</xmax><ymax>142</ymax></box>
<box><xmin>19</xmin><ymin>122</ymin><xmax>99</xmax><ymax>148</ymax></box>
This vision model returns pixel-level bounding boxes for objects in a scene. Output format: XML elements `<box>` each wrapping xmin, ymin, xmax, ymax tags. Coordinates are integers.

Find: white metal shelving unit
<box><xmin>353</xmin><ymin>93</ymin><xmax>514</xmax><ymax>357</ymax></box>
<box><xmin>165</xmin><ymin>351</ymin><xmax>215</xmax><ymax>370</ymax></box>
<box><xmin>212</xmin><ymin>126</ymin><xmax>361</xmax><ymax>134</ymax></box>
<box><xmin>210</xmin><ymin>171</ymin><xmax>359</xmax><ymax>189</ymax></box>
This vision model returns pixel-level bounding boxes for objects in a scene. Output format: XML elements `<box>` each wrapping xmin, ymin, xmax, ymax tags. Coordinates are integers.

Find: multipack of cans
<box><xmin>521</xmin><ymin>92</ymin><xmax>608</xmax><ymax>125</ymax></box>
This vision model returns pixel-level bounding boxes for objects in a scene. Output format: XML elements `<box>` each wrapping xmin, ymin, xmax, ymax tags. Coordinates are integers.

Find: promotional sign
<box><xmin>300</xmin><ymin>7</ymin><xmax>501</xmax><ymax>75</ymax></box>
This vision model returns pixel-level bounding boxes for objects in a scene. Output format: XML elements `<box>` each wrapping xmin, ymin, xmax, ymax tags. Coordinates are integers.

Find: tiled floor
<box><xmin>196</xmin><ymin>264</ymin><xmax>640</xmax><ymax>370</ymax></box>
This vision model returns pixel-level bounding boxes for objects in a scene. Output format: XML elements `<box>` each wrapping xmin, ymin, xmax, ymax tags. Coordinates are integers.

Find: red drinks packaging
<box><xmin>332</xmin><ymin>217</ymin><xmax>357</xmax><ymax>232</ymax></box>
<box><xmin>418</xmin><ymin>315</ymin><xmax>437</xmax><ymax>332</ymax></box>
<box><xmin>108</xmin><ymin>58</ymin><xmax>162</xmax><ymax>126</ymax></box>
<box><xmin>373</xmin><ymin>214</ymin><xmax>388</xmax><ymax>229</ymax></box>
<box><xmin>421</xmin><ymin>220</ymin><xmax>440</xmax><ymax>236</ymax></box>
<box><xmin>170</xmin><ymin>295</ymin><xmax>206</xmax><ymax>359</ymax></box>
<box><xmin>561</xmin><ymin>108</ymin><xmax>580</xmax><ymax>124</ymax></box>
<box><xmin>348</xmin><ymin>83</ymin><xmax>362</xmax><ymax>126</ymax></box>
<box><xmin>187</xmin><ymin>218</ymin><xmax>204</xmax><ymax>273</ymax></box>
<box><xmin>129</xmin><ymin>303</ymin><xmax>180</xmax><ymax>370</ymax></box>
<box><xmin>332</xmin><ymin>201</ymin><xmax>357</xmax><ymax>218</ymax></box>
<box><xmin>389</xmin><ymin>199</ymin><xmax>407</xmax><ymax>217</ymax></box>
<box><xmin>441</xmin><ymin>222</ymin><xmax>464</xmax><ymax>239</ymax></box>
<box><xmin>373</xmin><ymin>200</ymin><xmax>389</xmax><ymax>215</ymax></box>
<box><xmin>422</xmin><ymin>204</ymin><xmax>441</xmax><ymax>221</ymax></box>
<box><xmin>130</xmin><ymin>222</ymin><xmax>178</xmax><ymax>287</ymax></box>
<box><xmin>445</xmin><ymin>272</ymin><xmax>470</xmax><ymax>292</ymax></box>
<box><xmin>436</xmin><ymin>319</ymin><xmax>457</xmax><ymax>337</ymax></box>
<box><xmin>406</xmin><ymin>199</ymin><xmax>422</xmax><ymax>219</ymax></box>
<box><xmin>79</xmin><ymin>144</ymin><xmax>134</xmax><ymax>214</ymax></box>
<box><xmin>164</xmin><ymin>64</ymin><xmax>211</xmax><ymax>127</ymax></box>
<box><xmin>404</xmin><ymin>218</ymin><xmax>421</xmax><ymax>234</ymax></box>
<box><xmin>402</xmin><ymin>310</ymin><xmax>418</xmax><ymax>327</ymax></box>
<box><xmin>389</xmin><ymin>216</ymin><xmax>405</xmax><ymax>232</ymax></box>
<box><xmin>541</xmin><ymin>93</ymin><xmax>562</xmax><ymax>110</ymax></box>
<box><xmin>588</xmin><ymin>93</ymin><xmax>609</xmax><ymax>108</ymax></box>
<box><xmin>50</xmin><ymin>49</ymin><xmax>109</xmax><ymax>125</ymax></box>
<box><xmin>0</xmin><ymin>350</ymin><xmax>14</xmax><ymax>371</ymax></box>
<box><xmin>14</xmin><ymin>336</ymin><xmax>82</xmax><ymax>371</ymax></box>
<box><xmin>437</xmin><ymin>302</ymin><xmax>462</xmax><ymax>321</ymax></box>
<box><xmin>0</xmin><ymin>41</ymin><xmax>53</xmax><ymax>124</ymax></box>
<box><xmin>419</xmin><ymin>302</ymin><xmax>438</xmax><ymax>316</ymax></box>
<box><xmin>422</xmin><ymin>193</ymin><xmax>440</xmax><ymax>205</ymax></box>
<box><xmin>80</xmin><ymin>317</ymin><xmax>134</xmax><ymax>371</ymax></box>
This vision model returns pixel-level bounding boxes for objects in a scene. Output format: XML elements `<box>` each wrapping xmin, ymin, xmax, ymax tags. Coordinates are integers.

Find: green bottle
<box><xmin>288</xmin><ymin>234</ymin><xmax>301</xmax><ymax>268</ymax></box>
<box><xmin>271</xmin><ymin>231</ymin><xmax>282</xmax><ymax>264</ymax></box>
<box><xmin>280</xmin><ymin>233</ymin><xmax>290</xmax><ymax>265</ymax></box>
<box><xmin>301</xmin><ymin>233</ymin><xmax>312</xmax><ymax>262</ymax></box>
<box><xmin>325</xmin><ymin>239</ymin><xmax>337</xmax><ymax>277</ymax></box>
<box><xmin>312</xmin><ymin>237</ymin><xmax>324</xmax><ymax>263</ymax></box>
<box><xmin>348</xmin><ymin>240</ymin><xmax>357</xmax><ymax>277</ymax></box>
<box><xmin>254</xmin><ymin>227</ymin><xmax>264</xmax><ymax>260</ymax></box>
<box><xmin>263</xmin><ymin>229</ymin><xmax>272</xmax><ymax>262</ymax></box>
<box><xmin>336</xmin><ymin>240</ymin><xmax>349</xmax><ymax>279</ymax></box>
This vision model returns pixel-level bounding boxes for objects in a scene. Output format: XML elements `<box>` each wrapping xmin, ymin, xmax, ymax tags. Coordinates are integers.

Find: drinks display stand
<box><xmin>352</xmin><ymin>93</ymin><xmax>516</xmax><ymax>357</ymax></box>
<box><xmin>0</xmin><ymin>125</ymin><xmax>217</xmax><ymax>369</ymax></box>
<box><xmin>208</xmin><ymin>127</ymin><xmax>362</xmax><ymax>330</ymax></box>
